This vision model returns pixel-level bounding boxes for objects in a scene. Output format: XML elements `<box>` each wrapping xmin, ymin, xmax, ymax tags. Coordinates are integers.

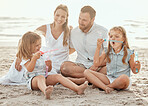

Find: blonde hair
<box><xmin>52</xmin><ymin>4</ymin><xmax>70</xmax><ymax>46</ymax></box>
<box><xmin>81</xmin><ymin>6</ymin><xmax>96</xmax><ymax>19</ymax></box>
<box><xmin>16</xmin><ymin>31</ymin><xmax>41</xmax><ymax>59</ymax></box>
<box><xmin>107</xmin><ymin>26</ymin><xmax>130</xmax><ymax>64</ymax></box>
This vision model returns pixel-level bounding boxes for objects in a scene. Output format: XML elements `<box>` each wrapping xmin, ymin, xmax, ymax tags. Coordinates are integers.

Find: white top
<box><xmin>45</xmin><ymin>24</ymin><xmax>69</xmax><ymax>74</ymax></box>
<box><xmin>70</xmin><ymin>23</ymin><xmax>108</xmax><ymax>68</ymax></box>
<box><xmin>24</xmin><ymin>56</ymin><xmax>47</xmax><ymax>79</ymax></box>
<box><xmin>0</xmin><ymin>58</ymin><xmax>27</xmax><ymax>85</ymax></box>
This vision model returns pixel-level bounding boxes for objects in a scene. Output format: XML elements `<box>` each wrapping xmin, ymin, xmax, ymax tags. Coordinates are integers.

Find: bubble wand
<box><xmin>104</xmin><ymin>39</ymin><xmax>123</xmax><ymax>43</ymax></box>
<box><xmin>40</xmin><ymin>49</ymin><xmax>58</xmax><ymax>55</ymax></box>
<box><xmin>135</xmin><ymin>51</ymin><xmax>138</xmax><ymax>73</ymax></box>
<box><xmin>45</xmin><ymin>56</ymin><xmax>50</xmax><ymax>77</ymax></box>
<box><xmin>90</xmin><ymin>39</ymin><xmax>123</xmax><ymax>47</ymax></box>
<box><xmin>40</xmin><ymin>48</ymin><xmax>58</xmax><ymax>77</ymax></box>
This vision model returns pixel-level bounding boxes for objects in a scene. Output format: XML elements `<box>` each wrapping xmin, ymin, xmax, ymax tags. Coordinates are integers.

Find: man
<box><xmin>60</xmin><ymin>6</ymin><xmax>108</xmax><ymax>81</ymax></box>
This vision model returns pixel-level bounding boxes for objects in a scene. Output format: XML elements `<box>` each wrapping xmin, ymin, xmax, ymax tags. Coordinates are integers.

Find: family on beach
<box><xmin>0</xmin><ymin>4</ymin><xmax>141</xmax><ymax>99</ymax></box>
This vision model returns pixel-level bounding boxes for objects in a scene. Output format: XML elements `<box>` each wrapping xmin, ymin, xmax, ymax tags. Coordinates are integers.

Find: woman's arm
<box><xmin>129</xmin><ymin>54</ymin><xmax>141</xmax><ymax>74</ymax></box>
<box><xmin>68</xmin><ymin>25</ymin><xmax>75</xmax><ymax>54</ymax></box>
<box><xmin>35</xmin><ymin>25</ymin><xmax>46</xmax><ymax>36</ymax></box>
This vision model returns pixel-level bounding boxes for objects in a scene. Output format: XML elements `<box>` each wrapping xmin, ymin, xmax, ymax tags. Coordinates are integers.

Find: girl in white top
<box><xmin>18</xmin><ymin>31</ymin><xmax>88</xmax><ymax>99</ymax></box>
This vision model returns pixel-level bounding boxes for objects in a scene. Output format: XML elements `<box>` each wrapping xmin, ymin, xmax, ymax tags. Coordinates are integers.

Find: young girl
<box><xmin>84</xmin><ymin>26</ymin><xmax>141</xmax><ymax>93</ymax></box>
<box><xmin>18</xmin><ymin>31</ymin><xmax>88</xmax><ymax>99</ymax></box>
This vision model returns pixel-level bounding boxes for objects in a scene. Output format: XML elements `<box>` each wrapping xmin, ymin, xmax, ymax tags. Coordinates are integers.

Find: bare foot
<box><xmin>105</xmin><ymin>87</ymin><xmax>114</xmax><ymax>94</ymax></box>
<box><xmin>45</xmin><ymin>85</ymin><xmax>53</xmax><ymax>99</ymax></box>
<box><xmin>77</xmin><ymin>81</ymin><xmax>88</xmax><ymax>95</ymax></box>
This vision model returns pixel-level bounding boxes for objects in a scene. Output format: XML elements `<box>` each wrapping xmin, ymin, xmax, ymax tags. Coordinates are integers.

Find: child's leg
<box><xmin>84</xmin><ymin>69</ymin><xmax>113</xmax><ymax>93</ymax></box>
<box><xmin>98</xmin><ymin>66</ymin><xmax>107</xmax><ymax>75</ymax></box>
<box><xmin>107</xmin><ymin>74</ymin><xmax>130</xmax><ymax>90</ymax></box>
<box><xmin>46</xmin><ymin>74</ymin><xmax>88</xmax><ymax>94</ymax></box>
<box><xmin>67</xmin><ymin>77</ymin><xmax>86</xmax><ymax>85</ymax></box>
<box><xmin>31</xmin><ymin>75</ymin><xmax>53</xmax><ymax>99</ymax></box>
<box><xmin>92</xmin><ymin>66</ymin><xmax>107</xmax><ymax>88</ymax></box>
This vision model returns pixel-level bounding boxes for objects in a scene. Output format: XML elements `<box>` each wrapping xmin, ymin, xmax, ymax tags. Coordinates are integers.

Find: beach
<box><xmin>0</xmin><ymin>16</ymin><xmax>148</xmax><ymax>105</ymax></box>
<box><xmin>0</xmin><ymin>43</ymin><xmax>148</xmax><ymax>105</ymax></box>
<box><xmin>1</xmin><ymin>0</ymin><xmax>148</xmax><ymax>104</ymax></box>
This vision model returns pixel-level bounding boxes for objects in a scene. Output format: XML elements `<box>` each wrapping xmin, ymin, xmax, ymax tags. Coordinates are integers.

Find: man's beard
<box><xmin>79</xmin><ymin>25</ymin><xmax>86</xmax><ymax>31</ymax></box>
<box><xmin>79</xmin><ymin>22</ymin><xmax>92</xmax><ymax>32</ymax></box>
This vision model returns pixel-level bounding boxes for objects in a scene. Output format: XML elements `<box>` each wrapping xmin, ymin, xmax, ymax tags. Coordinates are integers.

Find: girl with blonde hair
<box><xmin>17</xmin><ymin>31</ymin><xmax>88</xmax><ymax>99</ymax></box>
<box><xmin>84</xmin><ymin>26</ymin><xmax>141</xmax><ymax>93</ymax></box>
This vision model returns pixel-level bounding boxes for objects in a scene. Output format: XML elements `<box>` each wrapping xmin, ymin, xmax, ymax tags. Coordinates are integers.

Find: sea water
<box><xmin>0</xmin><ymin>16</ymin><xmax>148</xmax><ymax>48</ymax></box>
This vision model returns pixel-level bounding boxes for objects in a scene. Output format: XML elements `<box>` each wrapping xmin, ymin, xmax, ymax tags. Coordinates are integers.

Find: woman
<box><xmin>35</xmin><ymin>4</ymin><xmax>71</xmax><ymax>74</ymax></box>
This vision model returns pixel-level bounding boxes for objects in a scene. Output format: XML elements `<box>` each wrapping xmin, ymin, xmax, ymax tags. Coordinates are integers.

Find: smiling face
<box><xmin>109</xmin><ymin>30</ymin><xmax>124</xmax><ymax>50</ymax></box>
<box><xmin>31</xmin><ymin>39</ymin><xmax>41</xmax><ymax>53</ymax></box>
<box><xmin>78</xmin><ymin>12</ymin><xmax>94</xmax><ymax>32</ymax></box>
<box><xmin>54</xmin><ymin>9</ymin><xmax>67</xmax><ymax>26</ymax></box>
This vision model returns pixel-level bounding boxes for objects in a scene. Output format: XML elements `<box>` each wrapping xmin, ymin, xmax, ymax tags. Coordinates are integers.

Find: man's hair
<box><xmin>81</xmin><ymin>6</ymin><xmax>96</xmax><ymax>19</ymax></box>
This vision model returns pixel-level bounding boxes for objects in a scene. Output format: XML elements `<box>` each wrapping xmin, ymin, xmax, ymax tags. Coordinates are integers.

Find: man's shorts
<box><xmin>75</xmin><ymin>63</ymin><xmax>87</xmax><ymax>69</ymax></box>
<box><xmin>75</xmin><ymin>63</ymin><xmax>103</xmax><ymax>72</ymax></box>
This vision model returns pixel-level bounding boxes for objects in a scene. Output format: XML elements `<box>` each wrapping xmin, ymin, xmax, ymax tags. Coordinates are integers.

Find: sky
<box><xmin>0</xmin><ymin>0</ymin><xmax>148</xmax><ymax>47</ymax></box>
<box><xmin>0</xmin><ymin>0</ymin><xmax>148</xmax><ymax>28</ymax></box>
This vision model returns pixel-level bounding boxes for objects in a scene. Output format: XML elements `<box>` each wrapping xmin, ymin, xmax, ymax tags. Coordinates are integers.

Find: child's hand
<box><xmin>45</xmin><ymin>60</ymin><xmax>52</xmax><ymax>67</ymax></box>
<box><xmin>45</xmin><ymin>60</ymin><xmax>52</xmax><ymax>72</ymax></box>
<box><xmin>32</xmin><ymin>51</ymin><xmax>41</xmax><ymax>60</ymax></box>
<box><xmin>15</xmin><ymin>57</ymin><xmax>22</xmax><ymax>71</ymax></box>
<box><xmin>97</xmin><ymin>39</ymin><xmax>104</xmax><ymax>49</ymax></box>
<box><xmin>89</xmin><ymin>64</ymin><xmax>98</xmax><ymax>71</ymax></box>
<box><xmin>134</xmin><ymin>60</ymin><xmax>141</xmax><ymax>73</ymax></box>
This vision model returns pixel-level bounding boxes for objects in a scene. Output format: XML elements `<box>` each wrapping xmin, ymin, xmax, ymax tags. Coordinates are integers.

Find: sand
<box><xmin>0</xmin><ymin>46</ymin><xmax>148</xmax><ymax>106</ymax></box>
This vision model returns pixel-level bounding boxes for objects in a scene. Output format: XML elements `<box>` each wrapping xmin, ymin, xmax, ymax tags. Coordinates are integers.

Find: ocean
<box><xmin>0</xmin><ymin>16</ymin><xmax>148</xmax><ymax>48</ymax></box>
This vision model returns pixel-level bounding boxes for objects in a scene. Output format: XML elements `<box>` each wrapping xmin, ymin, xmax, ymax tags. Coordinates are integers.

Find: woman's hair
<box><xmin>52</xmin><ymin>4</ymin><xmax>70</xmax><ymax>46</ymax></box>
<box><xmin>106</xmin><ymin>26</ymin><xmax>130</xmax><ymax>64</ymax></box>
<box><xmin>16</xmin><ymin>31</ymin><xmax>41</xmax><ymax>59</ymax></box>
<box><xmin>81</xmin><ymin>6</ymin><xmax>96</xmax><ymax>19</ymax></box>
